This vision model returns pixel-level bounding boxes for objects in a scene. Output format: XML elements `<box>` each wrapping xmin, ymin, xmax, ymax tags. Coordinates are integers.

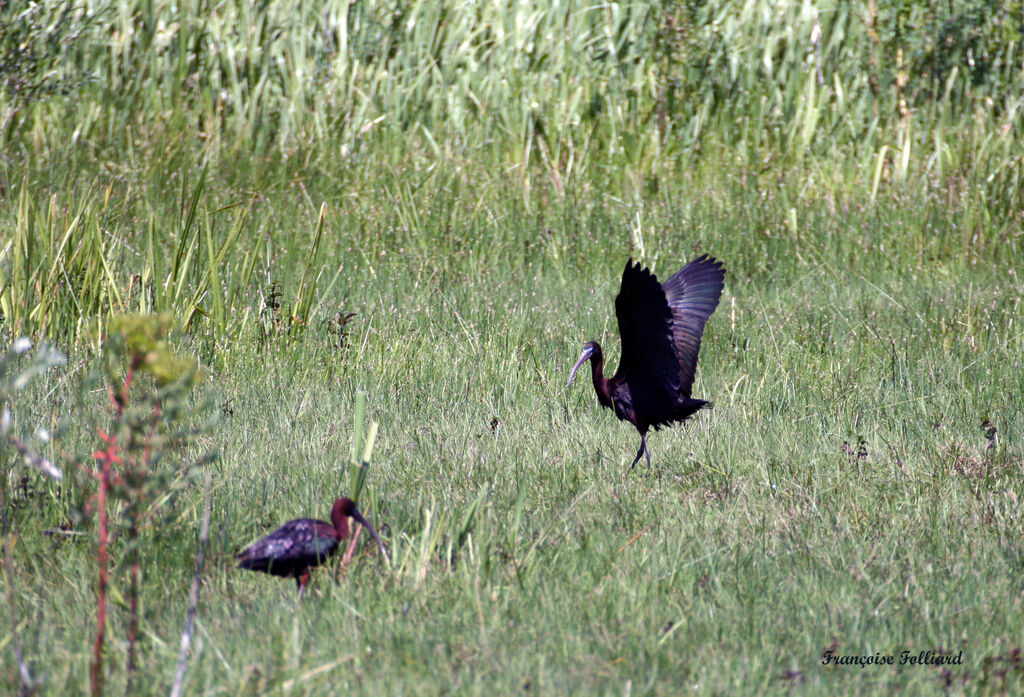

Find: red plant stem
<box><xmin>90</xmin><ymin>359</ymin><xmax>138</xmax><ymax>697</ymax></box>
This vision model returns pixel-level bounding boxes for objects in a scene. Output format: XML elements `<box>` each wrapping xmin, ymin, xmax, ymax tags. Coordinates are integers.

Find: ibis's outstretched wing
<box><xmin>661</xmin><ymin>254</ymin><xmax>725</xmax><ymax>396</ymax></box>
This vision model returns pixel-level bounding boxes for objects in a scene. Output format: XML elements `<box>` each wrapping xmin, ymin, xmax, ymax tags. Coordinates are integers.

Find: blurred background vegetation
<box><xmin>4</xmin><ymin>1</ymin><xmax>1022</xmax><ymax>167</ymax></box>
<box><xmin>2</xmin><ymin>0</ymin><xmax>1023</xmax><ymax>346</ymax></box>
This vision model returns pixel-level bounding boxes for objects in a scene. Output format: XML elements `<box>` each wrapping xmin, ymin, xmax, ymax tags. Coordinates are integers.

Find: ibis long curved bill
<box><xmin>349</xmin><ymin>508</ymin><xmax>388</xmax><ymax>562</ymax></box>
<box><xmin>567</xmin><ymin>344</ymin><xmax>596</xmax><ymax>388</ymax></box>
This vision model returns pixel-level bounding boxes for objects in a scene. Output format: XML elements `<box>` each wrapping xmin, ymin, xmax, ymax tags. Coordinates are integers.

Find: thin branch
<box><xmin>169</xmin><ymin>475</ymin><xmax>212</xmax><ymax>697</ymax></box>
<box><xmin>124</xmin><ymin>522</ymin><xmax>139</xmax><ymax>693</ymax></box>
<box><xmin>127</xmin><ymin>400</ymin><xmax>163</xmax><ymax>688</ymax></box>
<box><xmin>89</xmin><ymin>436</ymin><xmax>112</xmax><ymax>697</ymax></box>
<box><xmin>4</xmin><ymin>523</ymin><xmax>34</xmax><ymax>695</ymax></box>
<box><xmin>6</xmin><ymin>434</ymin><xmax>63</xmax><ymax>480</ymax></box>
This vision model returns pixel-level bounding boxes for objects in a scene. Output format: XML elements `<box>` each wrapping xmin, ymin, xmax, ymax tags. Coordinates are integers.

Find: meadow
<box><xmin>2</xmin><ymin>1</ymin><xmax>1023</xmax><ymax>695</ymax></box>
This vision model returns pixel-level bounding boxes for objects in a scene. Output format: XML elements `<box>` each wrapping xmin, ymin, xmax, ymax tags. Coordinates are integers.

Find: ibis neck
<box><xmin>589</xmin><ymin>352</ymin><xmax>613</xmax><ymax>408</ymax></box>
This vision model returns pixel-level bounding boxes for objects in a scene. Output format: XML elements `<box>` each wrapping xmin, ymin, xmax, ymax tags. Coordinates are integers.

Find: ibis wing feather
<box><xmin>614</xmin><ymin>260</ymin><xmax>680</xmax><ymax>423</ymax></box>
<box><xmin>661</xmin><ymin>254</ymin><xmax>725</xmax><ymax>396</ymax></box>
<box><xmin>236</xmin><ymin>519</ymin><xmax>339</xmax><ymax>572</ymax></box>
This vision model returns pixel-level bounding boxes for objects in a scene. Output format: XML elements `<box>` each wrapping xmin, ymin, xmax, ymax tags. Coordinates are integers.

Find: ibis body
<box><xmin>236</xmin><ymin>497</ymin><xmax>385</xmax><ymax>596</ymax></box>
<box><xmin>568</xmin><ymin>256</ymin><xmax>726</xmax><ymax>468</ymax></box>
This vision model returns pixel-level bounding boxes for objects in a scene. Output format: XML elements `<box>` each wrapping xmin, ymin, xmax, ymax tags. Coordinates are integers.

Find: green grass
<box><xmin>3</xmin><ymin>176</ymin><xmax>1022</xmax><ymax>694</ymax></box>
<box><xmin>2</xmin><ymin>1</ymin><xmax>1024</xmax><ymax>695</ymax></box>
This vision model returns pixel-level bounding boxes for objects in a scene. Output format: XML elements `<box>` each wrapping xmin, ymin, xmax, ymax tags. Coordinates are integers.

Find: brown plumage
<box><xmin>568</xmin><ymin>255</ymin><xmax>726</xmax><ymax>468</ymax></box>
<box><xmin>236</xmin><ymin>497</ymin><xmax>387</xmax><ymax>597</ymax></box>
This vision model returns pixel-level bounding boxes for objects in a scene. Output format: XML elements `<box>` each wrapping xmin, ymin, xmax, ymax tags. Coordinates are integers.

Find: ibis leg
<box><xmin>629</xmin><ymin>432</ymin><xmax>651</xmax><ymax>470</ymax></box>
<box><xmin>296</xmin><ymin>570</ymin><xmax>310</xmax><ymax>600</ymax></box>
<box><xmin>629</xmin><ymin>444</ymin><xmax>644</xmax><ymax>469</ymax></box>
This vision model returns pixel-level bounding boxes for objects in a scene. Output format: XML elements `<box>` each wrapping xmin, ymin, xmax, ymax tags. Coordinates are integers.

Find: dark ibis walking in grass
<box><xmin>567</xmin><ymin>255</ymin><xmax>726</xmax><ymax>469</ymax></box>
<box><xmin>236</xmin><ymin>497</ymin><xmax>387</xmax><ymax>597</ymax></box>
